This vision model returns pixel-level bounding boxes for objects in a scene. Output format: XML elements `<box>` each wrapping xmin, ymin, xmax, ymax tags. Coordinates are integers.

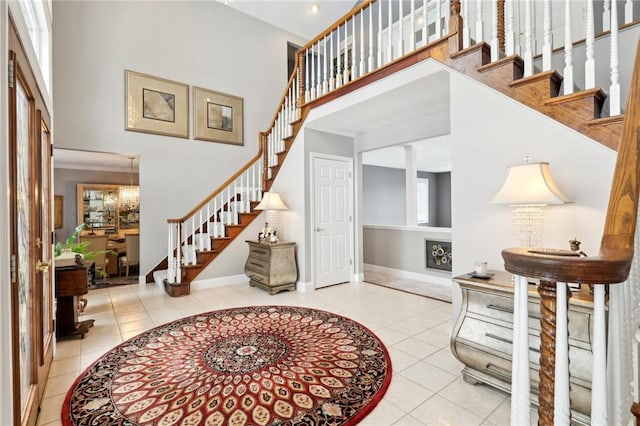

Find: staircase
<box><xmin>148</xmin><ymin>0</ymin><xmax>638</xmax><ymax>295</ymax></box>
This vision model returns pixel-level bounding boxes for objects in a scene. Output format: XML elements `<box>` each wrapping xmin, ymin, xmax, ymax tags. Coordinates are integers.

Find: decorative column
<box><xmin>537</xmin><ymin>280</ymin><xmax>560</xmax><ymax>425</ymax></box>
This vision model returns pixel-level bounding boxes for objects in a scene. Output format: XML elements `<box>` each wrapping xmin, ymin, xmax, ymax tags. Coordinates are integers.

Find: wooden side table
<box><xmin>55</xmin><ymin>264</ymin><xmax>95</xmax><ymax>339</ymax></box>
<box><xmin>245</xmin><ymin>241</ymin><xmax>297</xmax><ymax>294</ymax></box>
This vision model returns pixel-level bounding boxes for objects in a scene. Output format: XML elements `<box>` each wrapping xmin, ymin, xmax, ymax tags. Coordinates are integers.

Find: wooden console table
<box><xmin>451</xmin><ymin>271</ymin><xmax>596</xmax><ymax>425</ymax></box>
<box><xmin>55</xmin><ymin>264</ymin><xmax>95</xmax><ymax>339</ymax></box>
<box><xmin>245</xmin><ymin>241</ymin><xmax>297</xmax><ymax>294</ymax></box>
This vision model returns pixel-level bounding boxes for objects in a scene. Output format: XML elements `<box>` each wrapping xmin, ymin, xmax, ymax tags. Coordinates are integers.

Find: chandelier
<box><xmin>119</xmin><ymin>156</ymin><xmax>139</xmax><ymax>211</ymax></box>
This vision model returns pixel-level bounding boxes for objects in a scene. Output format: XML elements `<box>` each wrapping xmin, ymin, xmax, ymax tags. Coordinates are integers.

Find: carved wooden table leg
<box><xmin>537</xmin><ymin>280</ymin><xmax>558</xmax><ymax>425</ymax></box>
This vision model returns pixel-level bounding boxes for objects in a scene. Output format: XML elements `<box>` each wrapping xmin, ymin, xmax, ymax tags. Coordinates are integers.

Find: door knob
<box><xmin>36</xmin><ymin>260</ymin><xmax>50</xmax><ymax>272</ymax></box>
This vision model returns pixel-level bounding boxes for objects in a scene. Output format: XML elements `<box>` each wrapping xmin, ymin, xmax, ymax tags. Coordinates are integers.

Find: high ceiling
<box><xmin>227</xmin><ymin>0</ymin><xmax>358</xmax><ymax>40</ymax></box>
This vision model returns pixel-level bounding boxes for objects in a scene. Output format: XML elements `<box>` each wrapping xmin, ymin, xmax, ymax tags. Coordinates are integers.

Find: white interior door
<box><xmin>313</xmin><ymin>155</ymin><xmax>352</xmax><ymax>288</ymax></box>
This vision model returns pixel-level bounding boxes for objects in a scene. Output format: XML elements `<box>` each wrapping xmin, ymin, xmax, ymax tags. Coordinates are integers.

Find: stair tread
<box><xmin>509</xmin><ymin>70</ymin><xmax>562</xmax><ymax>88</ymax></box>
<box><xmin>449</xmin><ymin>42</ymin><xmax>490</xmax><ymax>61</ymax></box>
<box><xmin>477</xmin><ymin>54</ymin><xmax>524</xmax><ymax>73</ymax></box>
<box><xmin>182</xmin><ymin>263</ymin><xmax>204</xmax><ymax>269</ymax></box>
<box><xmin>588</xmin><ymin>114</ymin><xmax>625</xmax><ymax>126</ymax></box>
<box><xmin>543</xmin><ymin>87</ymin><xmax>606</xmax><ymax>106</ymax></box>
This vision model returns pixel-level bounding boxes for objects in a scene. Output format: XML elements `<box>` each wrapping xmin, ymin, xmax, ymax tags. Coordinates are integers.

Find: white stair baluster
<box><xmin>398</xmin><ymin>1</ymin><xmax>404</xmax><ymax>58</ymax></box>
<box><xmin>476</xmin><ymin>0</ymin><xmax>484</xmax><ymax>43</ymax></box>
<box><xmin>523</xmin><ymin>0</ymin><xmax>533</xmax><ymax>76</ymax></box>
<box><xmin>360</xmin><ymin>9</ymin><xmax>365</xmax><ymax>76</ymax></box>
<box><xmin>444</xmin><ymin>0</ymin><xmax>451</xmax><ymax>32</ymax></box>
<box><xmin>554</xmin><ymin>282</ymin><xmax>570</xmax><ymax>425</ymax></box>
<box><xmin>316</xmin><ymin>41</ymin><xmax>322</xmax><ymax>96</ymax></box>
<box><xmin>609</xmin><ymin>0</ymin><xmax>621</xmax><ymax>115</ymax></box>
<box><xmin>592</xmin><ymin>284</ymin><xmax>608</xmax><ymax>424</ymax></box>
<box><xmin>490</xmin><ymin>0</ymin><xmax>499</xmax><ymax>61</ymax></box>
<box><xmin>206</xmin><ymin>204</ymin><xmax>211</xmax><ymax>250</ymax></box>
<box><xmin>176</xmin><ymin>224</ymin><xmax>182</xmax><ymax>284</ymax></box>
<box><xmin>337</xmin><ymin>24</ymin><xmax>343</xmax><ymax>87</ymax></box>
<box><xmin>542</xmin><ymin>0</ymin><xmax>552</xmax><ymax>71</ymax></box>
<box><xmin>388</xmin><ymin>0</ymin><xmax>392</xmax><ymax>63</ymax></box>
<box><xmin>585</xmin><ymin>0</ymin><xmax>595</xmax><ymax>89</ymax></box>
<box><xmin>344</xmin><ymin>22</ymin><xmax>350</xmax><ymax>83</ymax></box>
<box><xmin>167</xmin><ymin>223</ymin><xmax>174</xmax><ymax>284</ymax></box>
<box><xmin>563</xmin><ymin>0</ymin><xmax>574</xmax><ymax>95</ymax></box>
<box><xmin>368</xmin><ymin>4</ymin><xmax>374</xmax><ymax>72</ymax></box>
<box><xmin>435</xmin><ymin>0</ymin><xmax>442</xmax><ymax>40</ymax></box>
<box><xmin>423</xmin><ymin>0</ymin><xmax>428</xmax><ymax>44</ymax></box>
<box><xmin>311</xmin><ymin>45</ymin><xmax>316</xmax><ymax>100</ymax></box>
<box><xmin>352</xmin><ymin>17</ymin><xmax>357</xmax><ymax>79</ymax></box>
<box><xmin>377</xmin><ymin>0</ymin><xmax>383</xmax><ymax>66</ymax></box>
<box><xmin>625</xmin><ymin>0</ymin><xmax>633</xmax><ymax>24</ymax></box>
<box><xmin>330</xmin><ymin>31</ymin><xmax>336</xmax><ymax>91</ymax></box>
<box><xmin>213</xmin><ymin>198</ymin><xmax>218</xmax><ymax>237</ymax></box>
<box><xmin>603</xmin><ymin>0</ymin><xmax>611</xmax><ymax>32</ymax></box>
<box><xmin>505</xmin><ymin>0</ymin><xmax>515</xmax><ymax>56</ymax></box>
<box><xmin>305</xmin><ymin>48</ymin><xmax>310</xmax><ymax>101</ymax></box>
<box><xmin>323</xmin><ymin>36</ymin><xmax>328</xmax><ymax>94</ymax></box>
<box><xmin>461</xmin><ymin>0</ymin><xmax>470</xmax><ymax>48</ymax></box>
<box><xmin>410</xmin><ymin>0</ymin><xmax>416</xmax><ymax>52</ymax></box>
<box><xmin>511</xmin><ymin>274</ymin><xmax>531</xmax><ymax>425</ymax></box>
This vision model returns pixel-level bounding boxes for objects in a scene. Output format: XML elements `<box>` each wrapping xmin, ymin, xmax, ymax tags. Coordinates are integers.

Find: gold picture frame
<box><xmin>125</xmin><ymin>70</ymin><xmax>189</xmax><ymax>139</ymax></box>
<box><xmin>193</xmin><ymin>86</ymin><xmax>243</xmax><ymax>145</ymax></box>
<box><xmin>54</xmin><ymin>195</ymin><xmax>63</xmax><ymax>229</ymax></box>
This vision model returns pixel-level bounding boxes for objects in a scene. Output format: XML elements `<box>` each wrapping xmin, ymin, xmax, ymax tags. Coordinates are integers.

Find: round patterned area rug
<box><xmin>62</xmin><ymin>305</ymin><xmax>392</xmax><ymax>425</ymax></box>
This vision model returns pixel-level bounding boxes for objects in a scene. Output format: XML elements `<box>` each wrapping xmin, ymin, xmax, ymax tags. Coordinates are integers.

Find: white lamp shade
<box><xmin>255</xmin><ymin>192</ymin><xmax>288</xmax><ymax>210</ymax></box>
<box><xmin>491</xmin><ymin>162</ymin><xmax>569</xmax><ymax>206</ymax></box>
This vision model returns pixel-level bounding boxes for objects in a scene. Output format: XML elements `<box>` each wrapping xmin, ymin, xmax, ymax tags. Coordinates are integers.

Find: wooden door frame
<box><xmin>8</xmin><ymin>14</ymin><xmax>52</xmax><ymax>426</ymax></box>
<box><xmin>309</xmin><ymin>152</ymin><xmax>355</xmax><ymax>289</ymax></box>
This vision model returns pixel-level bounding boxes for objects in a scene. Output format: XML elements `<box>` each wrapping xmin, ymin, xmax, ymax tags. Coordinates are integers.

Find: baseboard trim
<box><xmin>364</xmin><ymin>263</ymin><xmax>452</xmax><ymax>286</ymax></box>
<box><xmin>191</xmin><ymin>274</ymin><xmax>248</xmax><ymax>290</ymax></box>
<box><xmin>352</xmin><ymin>272</ymin><xmax>364</xmax><ymax>282</ymax></box>
<box><xmin>296</xmin><ymin>281</ymin><xmax>315</xmax><ymax>292</ymax></box>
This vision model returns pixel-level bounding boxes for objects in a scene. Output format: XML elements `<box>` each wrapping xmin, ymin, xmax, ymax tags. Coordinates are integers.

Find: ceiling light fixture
<box><xmin>311</xmin><ymin>3</ymin><xmax>319</xmax><ymax>14</ymax></box>
<box><xmin>119</xmin><ymin>157</ymin><xmax>140</xmax><ymax>212</ymax></box>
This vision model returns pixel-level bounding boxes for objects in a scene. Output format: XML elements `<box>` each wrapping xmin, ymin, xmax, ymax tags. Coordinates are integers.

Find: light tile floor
<box><xmin>37</xmin><ymin>280</ymin><xmax>522</xmax><ymax>426</ymax></box>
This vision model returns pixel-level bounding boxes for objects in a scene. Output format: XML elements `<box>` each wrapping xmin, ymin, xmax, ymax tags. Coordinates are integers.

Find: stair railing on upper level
<box><xmin>504</xmin><ymin>39</ymin><xmax>640</xmax><ymax>426</ymax></box>
<box><xmin>164</xmin><ymin>0</ymin><xmax>638</xmax><ymax>286</ymax></box>
<box><xmin>296</xmin><ymin>0</ymin><xmax>638</xmax><ymax>117</ymax></box>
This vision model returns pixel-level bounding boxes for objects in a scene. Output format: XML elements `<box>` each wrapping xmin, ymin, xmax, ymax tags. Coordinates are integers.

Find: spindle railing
<box><xmin>503</xmin><ymin>39</ymin><xmax>640</xmax><ymax>425</ymax></box>
<box><xmin>163</xmin><ymin>0</ymin><xmax>638</xmax><ymax>312</ymax></box>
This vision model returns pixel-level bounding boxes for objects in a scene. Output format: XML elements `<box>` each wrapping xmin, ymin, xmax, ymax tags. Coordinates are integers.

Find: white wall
<box><xmin>449</xmin><ymin>66</ymin><xmax>616</xmax><ymax>313</ymax></box>
<box><xmin>52</xmin><ymin>1</ymin><xmax>305</xmax><ymax>276</ymax></box>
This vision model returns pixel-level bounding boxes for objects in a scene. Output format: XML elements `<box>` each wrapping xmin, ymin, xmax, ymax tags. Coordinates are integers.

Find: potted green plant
<box><xmin>54</xmin><ymin>223</ymin><xmax>114</xmax><ymax>277</ymax></box>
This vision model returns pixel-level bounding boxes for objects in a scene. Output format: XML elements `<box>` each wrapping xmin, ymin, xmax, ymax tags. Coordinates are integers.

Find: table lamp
<box><xmin>491</xmin><ymin>159</ymin><xmax>569</xmax><ymax>247</ymax></box>
<box><xmin>255</xmin><ymin>192</ymin><xmax>288</xmax><ymax>242</ymax></box>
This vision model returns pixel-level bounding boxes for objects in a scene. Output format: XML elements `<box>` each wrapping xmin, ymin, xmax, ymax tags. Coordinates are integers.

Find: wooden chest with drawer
<box><xmin>452</xmin><ymin>271</ymin><xmax>597</xmax><ymax>426</ymax></box>
<box><xmin>245</xmin><ymin>240</ymin><xmax>297</xmax><ymax>294</ymax></box>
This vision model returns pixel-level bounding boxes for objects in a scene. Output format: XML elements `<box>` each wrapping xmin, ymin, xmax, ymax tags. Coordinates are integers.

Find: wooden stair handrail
<box><xmin>167</xmin><ymin>134</ymin><xmax>266</xmax><ymax>224</ymax></box>
<box><xmin>502</xmin><ymin>39</ymin><xmax>640</xmax><ymax>282</ymax></box>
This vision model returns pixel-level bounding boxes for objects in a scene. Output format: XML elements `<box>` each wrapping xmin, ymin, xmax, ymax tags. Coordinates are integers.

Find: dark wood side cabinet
<box><xmin>245</xmin><ymin>241</ymin><xmax>297</xmax><ymax>294</ymax></box>
<box><xmin>55</xmin><ymin>265</ymin><xmax>95</xmax><ymax>339</ymax></box>
<box><xmin>451</xmin><ymin>271</ymin><xmax>595</xmax><ymax>426</ymax></box>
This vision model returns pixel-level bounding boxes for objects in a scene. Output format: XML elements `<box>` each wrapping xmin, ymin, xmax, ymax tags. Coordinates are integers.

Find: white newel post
<box><xmin>609</xmin><ymin>0</ymin><xmax>621</xmax><ymax>116</ymax></box>
<box><xmin>554</xmin><ymin>282</ymin><xmax>570</xmax><ymax>425</ymax></box>
<box><xmin>563</xmin><ymin>0</ymin><xmax>574</xmax><ymax>95</ymax></box>
<box><xmin>511</xmin><ymin>274</ymin><xmax>531</xmax><ymax>426</ymax></box>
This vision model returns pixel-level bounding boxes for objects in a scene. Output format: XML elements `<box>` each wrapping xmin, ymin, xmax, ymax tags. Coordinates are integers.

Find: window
<box><xmin>417</xmin><ymin>178</ymin><xmax>429</xmax><ymax>224</ymax></box>
<box><xmin>18</xmin><ymin>0</ymin><xmax>51</xmax><ymax>92</ymax></box>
